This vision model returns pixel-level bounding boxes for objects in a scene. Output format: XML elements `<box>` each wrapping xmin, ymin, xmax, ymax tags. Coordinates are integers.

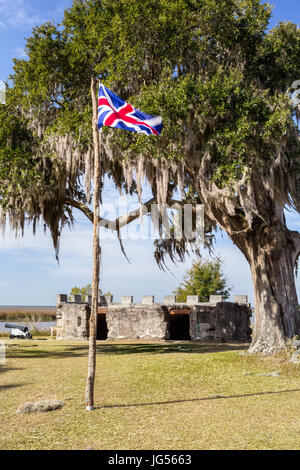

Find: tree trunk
<box><xmin>85</xmin><ymin>76</ymin><xmax>101</xmax><ymax>410</ymax></box>
<box><xmin>233</xmin><ymin>222</ymin><xmax>300</xmax><ymax>355</ymax></box>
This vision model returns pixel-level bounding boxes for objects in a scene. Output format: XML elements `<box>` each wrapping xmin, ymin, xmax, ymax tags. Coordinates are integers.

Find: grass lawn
<box><xmin>1</xmin><ymin>339</ymin><xmax>300</xmax><ymax>450</ymax></box>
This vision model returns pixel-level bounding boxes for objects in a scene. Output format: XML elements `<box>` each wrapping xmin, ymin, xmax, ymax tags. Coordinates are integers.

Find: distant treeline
<box><xmin>0</xmin><ymin>307</ymin><xmax>56</xmax><ymax>322</ymax></box>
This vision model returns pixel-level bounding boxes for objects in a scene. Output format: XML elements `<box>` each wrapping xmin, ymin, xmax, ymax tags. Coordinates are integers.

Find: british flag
<box><xmin>98</xmin><ymin>84</ymin><xmax>162</xmax><ymax>136</ymax></box>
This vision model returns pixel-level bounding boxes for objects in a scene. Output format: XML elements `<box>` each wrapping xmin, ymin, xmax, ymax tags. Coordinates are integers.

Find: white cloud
<box><xmin>13</xmin><ymin>47</ymin><xmax>28</xmax><ymax>59</ymax></box>
<box><xmin>0</xmin><ymin>0</ymin><xmax>42</xmax><ymax>30</ymax></box>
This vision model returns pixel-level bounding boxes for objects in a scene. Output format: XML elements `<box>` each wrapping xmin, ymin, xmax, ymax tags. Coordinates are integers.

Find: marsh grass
<box><xmin>0</xmin><ymin>308</ymin><xmax>56</xmax><ymax>322</ymax></box>
<box><xmin>1</xmin><ymin>339</ymin><xmax>300</xmax><ymax>450</ymax></box>
<box><xmin>0</xmin><ymin>331</ymin><xmax>9</xmax><ymax>338</ymax></box>
<box><xmin>30</xmin><ymin>328</ymin><xmax>51</xmax><ymax>337</ymax></box>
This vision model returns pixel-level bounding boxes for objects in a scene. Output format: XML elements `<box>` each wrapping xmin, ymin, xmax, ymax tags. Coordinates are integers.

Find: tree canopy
<box><xmin>1</xmin><ymin>0</ymin><xmax>300</xmax><ymax>353</ymax></box>
<box><xmin>174</xmin><ymin>259</ymin><xmax>231</xmax><ymax>303</ymax></box>
<box><xmin>69</xmin><ymin>284</ymin><xmax>113</xmax><ymax>300</ymax></box>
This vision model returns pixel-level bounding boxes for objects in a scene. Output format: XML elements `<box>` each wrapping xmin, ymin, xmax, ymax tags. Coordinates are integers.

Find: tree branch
<box><xmin>65</xmin><ymin>197</ymin><xmax>157</xmax><ymax>231</ymax></box>
<box><xmin>65</xmin><ymin>197</ymin><xmax>205</xmax><ymax>233</ymax></box>
<box><xmin>65</xmin><ymin>199</ymin><xmax>94</xmax><ymax>223</ymax></box>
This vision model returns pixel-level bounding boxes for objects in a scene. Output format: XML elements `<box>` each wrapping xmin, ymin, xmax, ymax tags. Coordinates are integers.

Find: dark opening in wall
<box><xmin>169</xmin><ymin>311</ymin><xmax>191</xmax><ymax>340</ymax></box>
<box><xmin>97</xmin><ymin>314</ymin><xmax>108</xmax><ymax>340</ymax></box>
<box><xmin>197</xmin><ymin>311</ymin><xmax>210</xmax><ymax>323</ymax></box>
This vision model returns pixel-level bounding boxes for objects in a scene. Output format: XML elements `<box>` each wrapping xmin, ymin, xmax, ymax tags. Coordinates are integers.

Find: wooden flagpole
<box><xmin>86</xmin><ymin>76</ymin><xmax>101</xmax><ymax>411</ymax></box>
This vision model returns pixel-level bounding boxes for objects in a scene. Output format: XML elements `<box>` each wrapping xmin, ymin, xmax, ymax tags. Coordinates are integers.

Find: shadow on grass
<box><xmin>100</xmin><ymin>388</ymin><xmax>300</xmax><ymax>410</ymax></box>
<box><xmin>0</xmin><ymin>367</ymin><xmax>23</xmax><ymax>375</ymax></box>
<box><xmin>4</xmin><ymin>342</ymin><xmax>248</xmax><ymax>359</ymax></box>
<box><xmin>0</xmin><ymin>367</ymin><xmax>28</xmax><ymax>392</ymax></box>
<box><xmin>95</xmin><ymin>342</ymin><xmax>248</xmax><ymax>355</ymax></box>
<box><xmin>5</xmin><ymin>345</ymin><xmax>88</xmax><ymax>359</ymax></box>
<box><xmin>0</xmin><ymin>383</ymin><xmax>29</xmax><ymax>391</ymax></box>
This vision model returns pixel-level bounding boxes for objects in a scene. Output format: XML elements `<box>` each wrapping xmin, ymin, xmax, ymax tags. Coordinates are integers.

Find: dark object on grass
<box><xmin>17</xmin><ymin>400</ymin><xmax>65</xmax><ymax>414</ymax></box>
<box><xmin>5</xmin><ymin>324</ymin><xmax>32</xmax><ymax>340</ymax></box>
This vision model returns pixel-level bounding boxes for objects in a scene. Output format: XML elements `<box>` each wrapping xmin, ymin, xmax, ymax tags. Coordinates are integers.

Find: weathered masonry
<box><xmin>56</xmin><ymin>294</ymin><xmax>252</xmax><ymax>342</ymax></box>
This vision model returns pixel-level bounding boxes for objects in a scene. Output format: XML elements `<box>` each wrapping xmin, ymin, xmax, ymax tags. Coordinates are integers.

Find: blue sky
<box><xmin>0</xmin><ymin>0</ymin><xmax>299</xmax><ymax>306</ymax></box>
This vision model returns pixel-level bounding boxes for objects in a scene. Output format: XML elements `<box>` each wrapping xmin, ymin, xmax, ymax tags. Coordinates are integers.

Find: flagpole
<box><xmin>86</xmin><ymin>75</ymin><xmax>101</xmax><ymax>411</ymax></box>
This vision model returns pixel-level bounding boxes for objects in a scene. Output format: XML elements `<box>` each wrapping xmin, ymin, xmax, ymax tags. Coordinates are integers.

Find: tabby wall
<box><xmin>56</xmin><ymin>294</ymin><xmax>252</xmax><ymax>342</ymax></box>
<box><xmin>56</xmin><ymin>296</ymin><xmax>90</xmax><ymax>341</ymax></box>
<box><xmin>189</xmin><ymin>303</ymin><xmax>252</xmax><ymax>342</ymax></box>
<box><xmin>107</xmin><ymin>304</ymin><xmax>168</xmax><ymax>340</ymax></box>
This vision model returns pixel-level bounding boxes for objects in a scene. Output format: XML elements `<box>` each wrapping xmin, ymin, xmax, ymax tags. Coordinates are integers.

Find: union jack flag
<box><xmin>98</xmin><ymin>84</ymin><xmax>162</xmax><ymax>136</ymax></box>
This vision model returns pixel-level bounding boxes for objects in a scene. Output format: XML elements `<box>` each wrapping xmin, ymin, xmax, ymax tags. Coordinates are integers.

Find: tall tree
<box><xmin>175</xmin><ymin>259</ymin><xmax>231</xmax><ymax>303</ymax></box>
<box><xmin>2</xmin><ymin>0</ymin><xmax>300</xmax><ymax>356</ymax></box>
<box><xmin>93</xmin><ymin>0</ymin><xmax>300</xmax><ymax>355</ymax></box>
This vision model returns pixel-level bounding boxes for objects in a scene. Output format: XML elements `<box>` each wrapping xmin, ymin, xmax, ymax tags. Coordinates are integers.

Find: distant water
<box><xmin>0</xmin><ymin>306</ymin><xmax>56</xmax><ymax>308</ymax></box>
<box><xmin>0</xmin><ymin>321</ymin><xmax>56</xmax><ymax>333</ymax></box>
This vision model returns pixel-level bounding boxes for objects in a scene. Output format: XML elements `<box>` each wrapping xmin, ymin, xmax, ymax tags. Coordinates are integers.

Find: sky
<box><xmin>0</xmin><ymin>0</ymin><xmax>299</xmax><ymax>306</ymax></box>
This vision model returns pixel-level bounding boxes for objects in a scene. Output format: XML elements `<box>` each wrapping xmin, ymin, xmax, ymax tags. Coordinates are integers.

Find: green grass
<box><xmin>0</xmin><ymin>339</ymin><xmax>300</xmax><ymax>450</ymax></box>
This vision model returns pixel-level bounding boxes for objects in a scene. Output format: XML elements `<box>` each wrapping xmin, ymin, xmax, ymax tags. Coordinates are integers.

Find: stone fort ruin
<box><xmin>56</xmin><ymin>294</ymin><xmax>252</xmax><ymax>342</ymax></box>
